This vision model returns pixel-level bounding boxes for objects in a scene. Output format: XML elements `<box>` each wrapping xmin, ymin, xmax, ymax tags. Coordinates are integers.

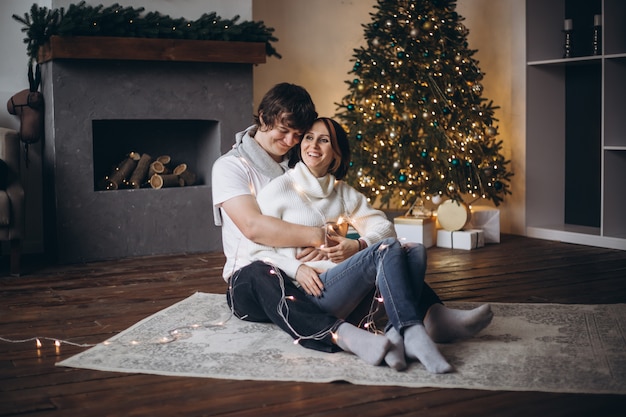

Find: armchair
<box><xmin>0</xmin><ymin>128</ymin><xmax>24</xmax><ymax>276</ymax></box>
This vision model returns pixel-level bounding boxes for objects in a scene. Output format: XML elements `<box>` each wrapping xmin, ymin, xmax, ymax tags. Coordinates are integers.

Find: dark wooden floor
<box><xmin>1</xmin><ymin>234</ymin><xmax>625</xmax><ymax>416</ymax></box>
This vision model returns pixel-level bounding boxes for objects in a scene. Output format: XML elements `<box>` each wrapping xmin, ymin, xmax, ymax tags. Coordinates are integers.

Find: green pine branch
<box><xmin>12</xmin><ymin>1</ymin><xmax>281</xmax><ymax>62</ymax></box>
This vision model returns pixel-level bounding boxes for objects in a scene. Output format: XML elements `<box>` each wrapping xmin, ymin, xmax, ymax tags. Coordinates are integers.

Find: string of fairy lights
<box><xmin>0</xmin><ymin>335</ymin><xmax>95</xmax><ymax>358</ymax></box>
<box><xmin>226</xmin><ymin>167</ymin><xmax>389</xmax><ymax>345</ymax></box>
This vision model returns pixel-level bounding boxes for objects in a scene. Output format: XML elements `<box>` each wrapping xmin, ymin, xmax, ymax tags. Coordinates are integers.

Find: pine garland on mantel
<box><xmin>13</xmin><ymin>1</ymin><xmax>281</xmax><ymax>64</ymax></box>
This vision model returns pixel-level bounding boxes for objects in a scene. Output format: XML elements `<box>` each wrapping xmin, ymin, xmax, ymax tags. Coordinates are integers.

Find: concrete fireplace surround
<box><xmin>41</xmin><ymin>42</ymin><xmax>258</xmax><ymax>263</ymax></box>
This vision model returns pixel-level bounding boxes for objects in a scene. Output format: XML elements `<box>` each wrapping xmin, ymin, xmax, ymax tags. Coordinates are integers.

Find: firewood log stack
<box><xmin>99</xmin><ymin>152</ymin><xmax>198</xmax><ymax>190</ymax></box>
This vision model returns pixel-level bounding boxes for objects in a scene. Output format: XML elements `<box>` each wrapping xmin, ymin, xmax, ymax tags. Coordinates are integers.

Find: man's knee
<box><xmin>402</xmin><ymin>241</ymin><xmax>427</xmax><ymax>262</ymax></box>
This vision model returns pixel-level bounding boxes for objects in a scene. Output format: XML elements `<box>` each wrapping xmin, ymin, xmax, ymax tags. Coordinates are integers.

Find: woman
<box><xmin>250</xmin><ymin>117</ymin><xmax>493</xmax><ymax>373</ymax></box>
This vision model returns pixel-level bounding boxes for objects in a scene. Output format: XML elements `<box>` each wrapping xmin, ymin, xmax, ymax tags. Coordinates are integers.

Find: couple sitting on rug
<box><xmin>212</xmin><ymin>83</ymin><xmax>493</xmax><ymax>373</ymax></box>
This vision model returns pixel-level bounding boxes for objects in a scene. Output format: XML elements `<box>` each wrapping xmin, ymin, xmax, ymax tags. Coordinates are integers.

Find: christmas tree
<box><xmin>336</xmin><ymin>0</ymin><xmax>512</xmax><ymax>209</ymax></box>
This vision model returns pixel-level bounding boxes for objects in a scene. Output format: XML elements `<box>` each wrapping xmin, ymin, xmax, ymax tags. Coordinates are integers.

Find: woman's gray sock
<box><xmin>425</xmin><ymin>303</ymin><xmax>494</xmax><ymax>343</ymax></box>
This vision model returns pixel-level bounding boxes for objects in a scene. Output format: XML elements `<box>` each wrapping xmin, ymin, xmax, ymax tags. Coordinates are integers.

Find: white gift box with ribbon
<box><xmin>437</xmin><ymin>229</ymin><xmax>485</xmax><ymax>250</ymax></box>
<box><xmin>467</xmin><ymin>206</ymin><xmax>500</xmax><ymax>243</ymax></box>
<box><xmin>394</xmin><ymin>216</ymin><xmax>436</xmax><ymax>248</ymax></box>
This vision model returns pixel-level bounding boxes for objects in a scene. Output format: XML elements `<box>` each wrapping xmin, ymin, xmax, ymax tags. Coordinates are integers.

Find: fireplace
<box><xmin>41</xmin><ymin>39</ymin><xmax>261</xmax><ymax>263</ymax></box>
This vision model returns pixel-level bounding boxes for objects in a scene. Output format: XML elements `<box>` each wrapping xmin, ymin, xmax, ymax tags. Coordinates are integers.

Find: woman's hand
<box><xmin>295</xmin><ymin>264</ymin><xmax>325</xmax><ymax>297</ymax></box>
<box><xmin>320</xmin><ymin>229</ymin><xmax>360</xmax><ymax>263</ymax></box>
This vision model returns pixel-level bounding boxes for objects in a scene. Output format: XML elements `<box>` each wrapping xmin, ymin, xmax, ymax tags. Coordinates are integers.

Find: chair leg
<box><xmin>10</xmin><ymin>239</ymin><xmax>20</xmax><ymax>277</ymax></box>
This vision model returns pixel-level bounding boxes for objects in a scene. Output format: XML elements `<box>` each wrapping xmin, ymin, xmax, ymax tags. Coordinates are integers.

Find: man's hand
<box><xmin>320</xmin><ymin>229</ymin><xmax>360</xmax><ymax>263</ymax></box>
<box><xmin>296</xmin><ymin>247</ymin><xmax>328</xmax><ymax>262</ymax></box>
<box><xmin>295</xmin><ymin>264</ymin><xmax>325</xmax><ymax>297</ymax></box>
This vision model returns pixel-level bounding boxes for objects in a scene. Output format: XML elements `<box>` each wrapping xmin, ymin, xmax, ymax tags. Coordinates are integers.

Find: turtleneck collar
<box><xmin>288</xmin><ymin>161</ymin><xmax>336</xmax><ymax>199</ymax></box>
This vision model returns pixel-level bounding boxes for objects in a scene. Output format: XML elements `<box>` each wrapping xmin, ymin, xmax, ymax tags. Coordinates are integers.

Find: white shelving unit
<box><xmin>526</xmin><ymin>0</ymin><xmax>626</xmax><ymax>250</ymax></box>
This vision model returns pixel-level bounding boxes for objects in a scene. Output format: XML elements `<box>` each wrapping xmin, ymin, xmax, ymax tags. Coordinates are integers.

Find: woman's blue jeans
<box><xmin>307</xmin><ymin>237</ymin><xmax>440</xmax><ymax>333</ymax></box>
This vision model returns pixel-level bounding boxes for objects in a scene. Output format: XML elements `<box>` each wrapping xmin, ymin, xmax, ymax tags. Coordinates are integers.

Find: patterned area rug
<box><xmin>57</xmin><ymin>293</ymin><xmax>626</xmax><ymax>394</ymax></box>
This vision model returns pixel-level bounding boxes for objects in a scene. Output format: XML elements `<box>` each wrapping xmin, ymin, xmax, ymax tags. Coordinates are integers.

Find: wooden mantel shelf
<box><xmin>37</xmin><ymin>35</ymin><xmax>266</xmax><ymax>64</ymax></box>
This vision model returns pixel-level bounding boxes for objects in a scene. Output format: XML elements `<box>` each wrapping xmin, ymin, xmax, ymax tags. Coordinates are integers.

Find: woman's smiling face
<box><xmin>300</xmin><ymin>120</ymin><xmax>338</xmax><ymax>177</ymax></box>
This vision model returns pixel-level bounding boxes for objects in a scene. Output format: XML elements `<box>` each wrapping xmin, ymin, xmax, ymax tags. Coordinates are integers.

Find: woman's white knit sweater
<box><xmin>249</xmin><ymin>162</ymin><xmax>396</xmax><ymax>281</ymax></box>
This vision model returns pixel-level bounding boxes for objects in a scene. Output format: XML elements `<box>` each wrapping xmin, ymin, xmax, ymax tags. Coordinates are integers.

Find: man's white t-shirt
<box><xmin>212</xmin><ymin>138</ymin><xmax>289</xmax><ymax>281</ymax></box>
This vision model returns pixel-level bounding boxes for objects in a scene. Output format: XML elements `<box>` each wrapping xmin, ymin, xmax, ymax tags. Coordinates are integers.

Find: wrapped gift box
<box><xmin>437</xmin><ymin>229</ymin><xmax>485</xmax><ymax>250</ymax></box>
<box><xmin>468</xmin><ymin>206</ymin><xmax>500</xmax><ymax>243</ymax></box>
<box><xmin>394</xmin><ymin>216</ymin><xmax>436</xmax><ymax>248</ymax></box>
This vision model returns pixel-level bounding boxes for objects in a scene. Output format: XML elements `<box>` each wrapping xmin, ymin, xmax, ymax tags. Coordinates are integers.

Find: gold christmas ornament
<box><xmin>437</xmin><ymin>199</ymin><xmax>471</xmax><ymax>231</ymax></box>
